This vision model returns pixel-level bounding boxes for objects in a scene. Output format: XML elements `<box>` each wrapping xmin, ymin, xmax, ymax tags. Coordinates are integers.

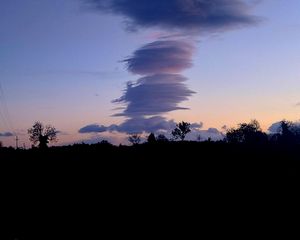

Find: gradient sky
<box><xmin>1</xmin><ymin>0</ymin><xmax>300</xmax><ymax>147</ymax></box>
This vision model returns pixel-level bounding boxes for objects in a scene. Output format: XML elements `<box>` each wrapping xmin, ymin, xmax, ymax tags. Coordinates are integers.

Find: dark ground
<box><xmin>1</xmin><ymin>141</ymin><xmax>299</xmax><ymax>239</ymax></box>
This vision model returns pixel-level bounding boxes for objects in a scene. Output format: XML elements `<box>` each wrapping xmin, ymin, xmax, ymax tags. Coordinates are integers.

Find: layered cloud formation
<box><xmin>113</xmin><ymin>40</ymin><xmax>195</xmax><ymax>118</ymax></box>
<box><xmin>87</xmin><ymin>0</ymin><xmax>260</xmax><ymax>32</ymax></box>
<box><xmin>80</xmin><ymin>0</ymin><xmax>261</xmax><ymax>137</ymax></box>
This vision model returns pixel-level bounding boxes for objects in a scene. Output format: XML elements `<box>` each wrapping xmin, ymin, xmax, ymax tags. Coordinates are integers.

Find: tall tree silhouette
<box><xmin>278</xmin><ymin>120</ymin><xmax>298</xmax><ymax>144</ymax></box>
<box><xmin>197</xmin><ymin>134</ymin><xmax>201</xmax><ymax>142</ymax></box>
<box><xmin>28</xmin><ymin>122</ymin><xmax>57</xmax><ymax>149</ymax></box>
<box><xmin>147</xmin><ymin>133</ymin><xmax>156</xmax><ymax>143</ymax></box>
<box><xmin>172</xmin><ymin>121</ymin><xmax>191</xmax><ymax>141</ymax></box>
<box><xmin>226</xmin><ymin>119</ymin><xmax>267</xmax><ymax>144</ymax></box>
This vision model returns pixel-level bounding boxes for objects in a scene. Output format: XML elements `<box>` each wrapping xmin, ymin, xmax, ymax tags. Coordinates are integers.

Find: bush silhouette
<box><xmin>226</xmin><ymin>119</ymin><xmax>268</xmax><ymax>144</ymax></box>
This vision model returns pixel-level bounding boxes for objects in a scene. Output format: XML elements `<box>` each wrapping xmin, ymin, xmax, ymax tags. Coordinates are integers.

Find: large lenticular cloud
<box><xmin>80</xmin><ymin>0</ymin><xmax>262</xmax><ymax>135</ymax></box>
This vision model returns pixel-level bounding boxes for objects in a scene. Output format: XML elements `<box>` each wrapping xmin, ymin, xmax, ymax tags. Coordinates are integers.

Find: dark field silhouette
<box><xmin>1</xmin><ymin>140</ymin><xmax>299</xmax><ymax>177</ymax></box>
<box><xmin>1</xmin><ymin>140</ymin><xmax>299</xmax><ymax>240</ymax></box>
<box><xmin>2</xmin><ymin>120</ymin><xmax>300</xmax><ymax>240</ymax></box>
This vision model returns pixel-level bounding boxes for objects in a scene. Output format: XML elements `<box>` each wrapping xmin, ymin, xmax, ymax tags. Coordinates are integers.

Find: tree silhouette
<box><xmin>226</xmin><ymin>119</ymin><xmax>267</xmax><ymax>144</ymax></box>
<box><xmin>172</xmin><ymin>121</ymin><xmax>191</xmax><ymax>141</ymax></box>
<box><xmin>147</xmin><ymin>133</ymin><xmax>156</xmax><ymax>143</ymax></box>
<box><xmin>128</xmin><ymin>134</ymin><xmax>141</xmax><ymax>145</ymax></box>
<box><xmin>0</xmin><ymin>141</ymin><xmax>2</xmax><ymax>148</ymax></box>
<box><xmin>197</xmin><ymin>134</ymin><xmax>201</xmax><ymax>142</ymax></box>
<box><xmin>28</xmin><ymin>121</ymin><xmax>57</xmax><ymax>149</ymax></box>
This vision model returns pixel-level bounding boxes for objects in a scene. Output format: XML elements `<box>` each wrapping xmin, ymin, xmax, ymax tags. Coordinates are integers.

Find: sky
<box><xmin>0</xmin><ymin>0</ymin><xmax>300</xmax><ymax>147</ymax></box>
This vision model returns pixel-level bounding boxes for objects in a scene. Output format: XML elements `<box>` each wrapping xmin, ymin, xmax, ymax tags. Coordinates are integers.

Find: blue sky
<box><xmin>0</xmin><ymin>0</ymin><xmax>300</xmax><ymax>147</ymax></box>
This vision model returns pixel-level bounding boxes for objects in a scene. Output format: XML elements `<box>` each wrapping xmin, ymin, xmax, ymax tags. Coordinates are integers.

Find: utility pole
<box><xmin>15</xmin><ymin>135</ymin><xmax>19</xmax><ymax>149</ymax></box>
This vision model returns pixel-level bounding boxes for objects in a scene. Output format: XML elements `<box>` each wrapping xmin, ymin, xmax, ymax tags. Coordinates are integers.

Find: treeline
<box><xmin>225</xmin><ymin>120</ymin><xmax>300</xmax><ymax>145</ymax></box>
<box><xmin>134</xmin><ymin>119</ymin><xmax>300</xmax><ymax>145</ymax></box>
<box><xmin>2</xmin><ymin>119</ymin><xmax>300</xmax><ymax>150</ymax></box>
<box><xmin>2</xmin><ymin>124</ymin><xmax>299</xmax><ymax>191</ymax></box>
<box><xmin>1</xmin><ymin>118</ymin><xmax>300</xmax><ymax>164</ymax></box>
<box><xmin>1</xmin><ymin>136</ymin><xmax>299</xmax><ymax>179</ymax></box>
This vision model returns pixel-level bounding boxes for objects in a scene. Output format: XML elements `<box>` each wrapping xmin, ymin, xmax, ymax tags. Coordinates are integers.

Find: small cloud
<box><xmin>191</xmin><ymin>122</ymin><xmax>203</xmax><ymax>129</ymax></box>
<box><xmin>56</xmin><ymin>130</ymin><xmax>69</xmax><ymax>136</ymax></box>
<box><xmin>79</xmin><ymin>124</ymin><xmax>108</xmax><ymax>133</ymax></box>
<box><xmin>268</xmin><ymin>121</ymin><xmax>282</xmax><ymax>134</ymax></box>
<box><xmin>0</xmin><ymin>132</ymin><xmax>14</xmax><ymax>137</ymax></box>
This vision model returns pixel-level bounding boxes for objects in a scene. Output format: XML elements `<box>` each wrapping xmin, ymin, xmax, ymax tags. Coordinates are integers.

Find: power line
<box><xmin>0</xmin><ymin>81</ymin><xmax>16</xmax><ymax>136</ymax></box>
<box><xmin>0</xmin><ymin>104</ymin><xmax>10</xmax><ymax>130</ymax></box>
<box><xmin>0</xmin><ymin>84</ymin><xmax>10</xmax><ymax>130</ymax></box>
